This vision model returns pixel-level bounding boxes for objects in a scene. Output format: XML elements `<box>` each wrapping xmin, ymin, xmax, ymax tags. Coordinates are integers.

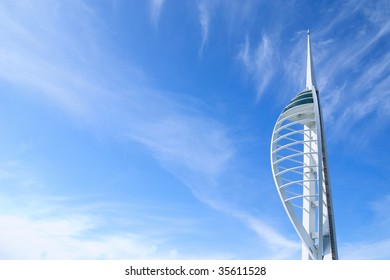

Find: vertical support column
<box><xmin>302</xmin><ymin>122</ymin><xmax>318</xmax><ymax>260</ymax></box>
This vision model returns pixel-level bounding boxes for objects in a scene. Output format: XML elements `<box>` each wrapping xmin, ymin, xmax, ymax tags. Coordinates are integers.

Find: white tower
<box><xmin>270</xmin><ymin>31</ymin><xmax>338</xmax><ymax>260</ymax></box>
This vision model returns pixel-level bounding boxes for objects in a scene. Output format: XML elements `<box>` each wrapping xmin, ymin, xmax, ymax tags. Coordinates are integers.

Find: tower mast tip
<box><xmin>306</xmin><ymin>31</ymin><xmax>317</xmax><ymax>90</ymax></box>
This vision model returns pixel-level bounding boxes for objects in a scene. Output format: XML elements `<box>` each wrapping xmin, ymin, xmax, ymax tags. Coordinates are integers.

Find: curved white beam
<box><xmin>270</xmin><ymin>32</ymin><xmax>337</xmax><ymax>260</ymax></box>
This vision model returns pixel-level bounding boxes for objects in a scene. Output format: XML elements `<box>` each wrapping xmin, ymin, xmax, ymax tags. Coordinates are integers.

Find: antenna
<box><xmin>306</xmin><ymin>31</ymin><xmax>318</xmax><ymax>90</ymax></box>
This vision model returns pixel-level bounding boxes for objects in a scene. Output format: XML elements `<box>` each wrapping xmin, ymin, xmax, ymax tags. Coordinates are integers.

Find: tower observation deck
<box><xmin>270</xmin><ymin>32</ymin><xmax>338</xmax><ymax>260</ymax></box>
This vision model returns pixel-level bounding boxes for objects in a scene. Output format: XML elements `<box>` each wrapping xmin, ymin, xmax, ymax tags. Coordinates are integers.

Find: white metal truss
<box><xmin>270</xmin><ymin>32</ymin><xmax>338</xmax><ymax>260</ymax></box>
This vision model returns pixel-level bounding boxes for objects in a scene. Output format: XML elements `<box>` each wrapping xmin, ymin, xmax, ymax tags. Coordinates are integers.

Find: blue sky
<box><xmin>0</xmin><ymin>0</ymin><xmax>389</xmax><ymax>259</ymax></box>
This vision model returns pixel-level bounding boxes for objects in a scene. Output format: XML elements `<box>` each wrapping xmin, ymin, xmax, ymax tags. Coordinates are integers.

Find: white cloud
<box><xmin>318</xmin><ymin>35</ymin><xmax>390</xmax><ymax>144</ymax></box>
<box><xmin>340</xmin><ymin>239</ymin><xmax>390</xmax><ymax>260</ymax></box>
<box><xmin>0</xmin><ymin>1</ymin><xmax>234</xmax><ymax>181</ymax></box>
<box><xmin>150</xmin><ymin>0</ymin><xmax>165</xmax><ymax>26</ymax></box>
<box><xmin>0</xmin><ymin>161</ymin><xmax>191</xmax><ymax>260</ymax></box>
<box><xmin>128</xmin><ymin>113</ymin><xmax>234</xmax><ymax>178</ymax></box>
<box><xmin>317</xmin><ymin>0</ymin><xmax>364</xmax><ymax>36</ymax></box>
<box><xmin>238</xmin><ymin>33</ymin><xmax>276</xmax><ymax>100</ymax></box>
<box><xmin>369</xmin><ymin>194</ymin><xmax>390</xmax><ymax>231</ymax></box>
<box><xmin>276</xmin><ymin>2</ymin><xmax>390</xmax><ymax>147</ymax></box>
<box><xmin>237</xmin><ymin>35</ymin><xmax>250</xmax><ymax>69</ymax></box>
<box><xmin>337</xmin><ymin>194</ymin><xmax>390</xmax><ymax>260</ymax></box>
<box><xmin>237</xmin><ymin>214</ymin><xmax>300</xmax><ymax>259</ymax></box>
<box><xmin>0</xmin><ymin>1</ymin><xmax>243</xmax><ymax>259</ymax></box>
<box><xmin>0</xmin><ymin>212</ymin><xmax>177</xmax><ymax>259</ymax></box>
<box><xmin>0</xmin><ymin>0</ymin><xmax>324</xmax><ymax>261</ymax></box>
<box><xmin>202</xmin><ymin>197</ymin><xmax>300</xmax><ymax>259</ymax></box>
<box><xmin>198</xmin><ymin>1</ymin><xmax>210</xmax><ymax>55</ymax></box>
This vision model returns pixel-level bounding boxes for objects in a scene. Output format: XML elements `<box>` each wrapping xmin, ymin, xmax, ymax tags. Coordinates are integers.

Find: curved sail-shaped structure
<box><xmin>270</xmin><ymin>32</ymin><xmax>338</xmax><ymax>260</ymax></box>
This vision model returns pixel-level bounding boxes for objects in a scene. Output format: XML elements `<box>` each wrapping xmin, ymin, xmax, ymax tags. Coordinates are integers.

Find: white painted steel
<box><xmin>270</xmin><ymin>32</ymin><xmax>338</xmax><ymax>260</ymax></box>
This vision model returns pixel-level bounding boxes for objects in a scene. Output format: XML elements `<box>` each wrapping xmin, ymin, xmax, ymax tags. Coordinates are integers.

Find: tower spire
<box><xmin>271</xmin><ymin>31</ymin><xmax>338</xmax><ymax>260</ymax></box>
<box><xmin>306</xmin><ymin>30</ymin><xmax>317</xmax><ymax>90</ymax></box>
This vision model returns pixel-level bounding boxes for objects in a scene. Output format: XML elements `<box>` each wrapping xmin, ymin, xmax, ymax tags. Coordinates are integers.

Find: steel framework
<box><xmin>270</xmin><ymin>32</ymin><xmax>338</xmax><ymax>260</ymax></box>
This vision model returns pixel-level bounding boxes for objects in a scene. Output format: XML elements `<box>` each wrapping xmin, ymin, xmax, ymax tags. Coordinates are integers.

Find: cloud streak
<box><xmin>238</xmin><ymin>34</ymin><xmax>276</xmax><ymax>101</ymax></box>
<box><xmin>0</xmin><ymin>197</ymin><xmax>181</xmax><ymax>259</ymax></box>
<box><xmin>150</xmin><ymin>0</ymin><xmax>165</xmax><ymax>26</ymax></box>
<box><xmin>340</xmin><ymin>239</ymin><xmax>390</xmax><ymax>260</ymax></box>
<box><xmin>276</xmin><ymin>2</ymin><xmax>390</xmax><ymax>148</ymax></box>
<box><xmin>0</xmin><ymin>0</ymin><xmax>299</xmax><ymax>260</ymax></box>
<box><xmin>233</xmin><ymin>213</ymin><xmax>299</xmax><ymax>259</ymax></box>
<box><xmin>197</xmin><ymin>0</ymin><xmax>215</xmax><ymax>56</ymax></box>
<box><xmin>0</xmin><ymin>160</ymin><xmax>209</xmax><ymax>259</ymax></box>
<box><xmin>339</xmin><ymin>194</ymin><xmax>390</xmax><ymax>259</ymax></box>
<box><xmin>0</xmin><ymin>1</ymin><xmax>234</xmax><ymax>181</ymax></box>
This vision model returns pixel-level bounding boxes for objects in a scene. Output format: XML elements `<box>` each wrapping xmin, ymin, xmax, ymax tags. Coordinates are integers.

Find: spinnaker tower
<box><xmin>270</xmin><ymin>31</ymin><xmax>338</xmax><ymax>260</ymax></box>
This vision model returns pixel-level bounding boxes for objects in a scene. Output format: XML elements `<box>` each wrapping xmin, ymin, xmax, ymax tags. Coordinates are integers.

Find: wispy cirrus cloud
<box><xmin>203</xmin><ymin>196</ymin><xmax>300</xmax><ymax>259</ymax></box>
<box><xmin>340</xmin><ymin>239</ymin><xmax>390</xmax><ymax>260</ymax></box>
<box><xmin>149</xmin><ymin>0</ymin><xmax>165</xmax><ymax>26</ymax></box>
<box><xmin>238</xmin><ymin>33</ymin><xmax>276</xmax><ymax>101</ymax></box>
<box><xmin>0</xmin><ymin>0</ymin><xmax>299</xmax><ymax>260</ymax></box>
<box><xmin>198</xmin><ymin>2</ymin><xmax>209</xmax><ymax>55</ymax></box>
<box><xmin>369</xmin><ymin>194</ymin><xmax>390</xmax><ymax>230</ymax></box>
<box><xmin>241</xmin><ymin>215</ymin><xmax>300</xmax><ymax>259</ymax></box>
<box><xmin>266</xmin><ymin>1</ymin><xmax>390</xmax><ymax>150</ymax></box>
<box><xmin>197</xmin><ymin>0</ymin><xmax>218</xmax><ymax>56</ymax></box>
<box><xmin>312</xmin><ymin>3</ymin><xmax>390</xmax><ymax>145</ymax></box>
<box><xmin>0</xmin><ymin>159</ymin><xmax>297</xmax><ymax>260</ymax></box>
<box><xmin>339</xmin><ymin>194</ymin><xmax>390</xmax><ymax>259</ymax></box>
<box><xmin>0</xmin><ymin>198</ymin><xmax>183</xmax><ymax>259</ymax></box>
<box><xmin>0</xmin><ymin>0</ymin><xmax>237</xmax><ymax>199</ymax></box>
<box><xmin>0</xmin><ymin>160</ymin><xmax>210</xmax><ymax>260</ymax></box>
<box><xmin>128</xmin><ymin>109</ymin><xmax>234</xmax><ymax>178</ymax></box>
